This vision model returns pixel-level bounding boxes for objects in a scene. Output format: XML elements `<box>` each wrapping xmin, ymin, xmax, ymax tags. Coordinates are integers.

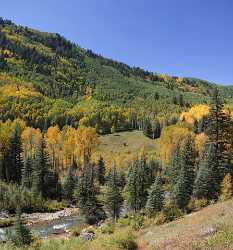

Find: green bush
<box><xmin>108</xmin><ymin>229</ymin><xmax>138</xmax><ymax>250</ymax></box>
<box><xmin>100</xmin><ymin>222</ymin><xmax>115</xmax><ymax>234</ymax></box>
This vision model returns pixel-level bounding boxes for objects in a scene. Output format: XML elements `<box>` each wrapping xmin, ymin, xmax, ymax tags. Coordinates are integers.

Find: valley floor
<box><xmin>139</xmin><ymin>199</ymin><xmax>233</xmax><ymax>250</ymax></box>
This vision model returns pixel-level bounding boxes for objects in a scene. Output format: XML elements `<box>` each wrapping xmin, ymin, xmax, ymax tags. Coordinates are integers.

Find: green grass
<box><xmin>94</xmin><ymin>130</ymin><xmax>157</xmax><ymax>168</ymax></box>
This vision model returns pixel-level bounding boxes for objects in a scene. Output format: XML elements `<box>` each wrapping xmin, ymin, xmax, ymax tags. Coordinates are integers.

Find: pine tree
<box><xmin>143</xmin><ymin>119</ymin><xmax>153</xmax><ymax>138</ymax></box>
<box><xmin>9</xmin><ymin>206</ymin><xmax>32</xmax><ymax>246</ymax></box>
<box><xmin>63</xmin><ymin>163</ymin><xmax>78</xmax><ymax>201</ymax></box>
<box><xmin>105</xmin><ymin>163</ymin><xmax>123</xmax><ymax>221</ymax></box>
<box><xmin>125</xmin><ymin>156</ymin><xmax>153</xmax><ymax>211</ymax></box>
<box><xmin>74</xmin><ymin>164</ymin><xmax>104</xmax><ymax>223</ymax></box>
<box><xmin>21</xmin><ymin>157</ymin><xmax>33</xmax><ymax>188</ymax></box>
<box><xmin>167</xmin><ymin>143</ymin><xmax>181</xmax><ymax>186</ymax></box>
<box><xmin>171</xmin><ymin>136</ymin><xmax>195</xmax><ymax>209</ymax></box>
<box><xmin>6</xmin><ymin>126</ymin><xmax>23</xmax><ymax>183</ymax></box>
<box><xmin>32</xmin><ymin>137</ymin><xmax>50</xmax><ymax>197</ymax></box>
<box><xmin>220</xmin><ymin>173</ymin><xmax>233</xmax><ymax>200</ymax></box>
<box><xmin>194</xmin><ymin>143</ymin><xmax>219</xmax><ymax>200</ymax></box>
<box><xmin>146</xmin><ymin>176</ymin><xmax>164</xmax><ymax>214</ymax></box>
<box><xmin>96</xmin><ymin>156</ymin><xmax>105</xmax><ymax>185</ymax></box>
<box><xmin>206</xmin><ymin>88</ymin><xmax>231</xmax><ymax>187</ymax></box>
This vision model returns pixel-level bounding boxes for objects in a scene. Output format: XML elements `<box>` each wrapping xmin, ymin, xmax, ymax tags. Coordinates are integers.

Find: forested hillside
<box><xmin>2</xmin><ymin>18</ymin><xmax>233</xmax><ymax>250</ymax></box>
<box><xmin>0</xmin><ymin>17</ymin><xmax>233</xmax><ymax>133</ymax></box>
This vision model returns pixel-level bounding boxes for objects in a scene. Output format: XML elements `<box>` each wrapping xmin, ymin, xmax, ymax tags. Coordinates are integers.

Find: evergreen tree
<box><xmin>96</xmin><ymin>156</ymin><xmax>105</xmax><ymax>185</ymax></box>
<box><xmin>6</xmin><ymin>126</ymin><xmax>23</xmax><ymax>183</ymax></box>
<box><xmin>146</xmin><ymin>175</ymin><xmax>164</xmax><ymax>214</ymax></box>
<box><xmin>32</xmin><ymin>137</ymin><xmax>50</xmax><ymax>197</ymax></box>
<box><xmin>206</xmin><ymin>88</ymin><xmax>231</xmax><ymax>185</ymax></box>
<box><xmin>143</xmin><ymin>119</ymin><xmax>153</xmax><ymax>138</ymax></box>
<box><xmin>167</xmin><ymin>143</ymin><xmax>181</xmax><ymax>186</ymax></box>
<box><xmin>21</xmin><ymin>157</ymin><xmax>33</xmax><ymax>188</ymax></box>
<box><xmin>125</xmin><ymin>156</ymin><xmax>153</xmax><ymax>211</ymax></box>
<box><xmin>8</xmin><ymin>206</ymin><xmax>32</xmax><ymax>246</ymax></box>
<box><xmin>171</xmin><ymin>136</ymin><xmax>195</xmax><ymax>209</ymax></box>
<box><xmin>74</xmin><ymin>164</ymin><xmax>104</xmax><ymax>223</ymax></box>
<box><xmin>105</xmin><ymin>163</ymin><xmax>123</xmax><ymax>221</ymax></box>
<box><xmin>194</xmin><ymin>143</ymin><xmax>219</xmax><ymax>200</ymax></box>
<box><xmin>63</xmin><ymin>163</ymin><xmax>78</xmax><ymax>201</ymax></box>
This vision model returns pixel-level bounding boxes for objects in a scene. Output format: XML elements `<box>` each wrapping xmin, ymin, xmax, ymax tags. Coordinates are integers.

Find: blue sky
<box><xmin>1</xmin><ymin>0</ymin><xmax>233</xmax><ymax>84</ymax></box>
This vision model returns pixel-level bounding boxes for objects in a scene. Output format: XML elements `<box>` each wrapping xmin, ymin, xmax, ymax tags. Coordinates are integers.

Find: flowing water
<box><xmin>0</xmin><ymin>215</ymin><xmax>84</xmax><ymax>241</ymax></box>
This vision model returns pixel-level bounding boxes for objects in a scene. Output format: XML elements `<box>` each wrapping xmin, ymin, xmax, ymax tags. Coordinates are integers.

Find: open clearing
<box><xmin>94</xmin><ymin>130</ymin><xmax>156</xmax><ymax>168</ymax></box>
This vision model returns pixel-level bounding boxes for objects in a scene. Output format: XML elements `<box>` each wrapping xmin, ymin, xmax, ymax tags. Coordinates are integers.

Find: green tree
<box><xmin>171</xmin><ymin>136</ymin><xmax>195</xmax><ymax>209</ymax></box>
<box><xmin>105</xmin><ymin>163</ymin><xmax>123</xmax><ymax>221</ymax></box>
<box><xmin>206</xmin><ymin>88</ymin><xmax>232</xmax><ymax>187</ymax></box>
<box><xmin>63</xmin><ymin>163</ymin><xmax>78</xmax><ymax>201</ymax></box>
<box><xmin>8</xmin><ymin>206</ymin><xmax>32</xmax><ymax>246</ymax></box>
<box><xmin>146</xmin><ymin>175</ymin><xmax>164</xmax><ymax>214</ymax></box>
<box><xmin>96</xmin><ymin>156</ymin><xmax>105</xmax><ymax>185</ymax></box>
<box><xmin>32</xmin><ymin>137</ymin><xmax>50</xmax><ymax>197</ymax></box>
<box><xmin>21</xmin><ymin>157</ymin><xmax>33</xmax><ymax>188</ymax></box>
<box><xmin>194</xmin><ymin>143</ymin><xmax>218</xmax><ymax>200</ymax></box>
<box><xmin>6</xmin><ymin>126</ymin><xmax>23</xmax><ymax>183</ymax></box>
<box><xmin>125</xmin><ymin>156</ymin><xmax>153</xmax><ymax>211</ymax></box>
<box><xmin>74</xmin><ymin>164</ymin><xmax>105</xmax><ymax>223</ymax></box>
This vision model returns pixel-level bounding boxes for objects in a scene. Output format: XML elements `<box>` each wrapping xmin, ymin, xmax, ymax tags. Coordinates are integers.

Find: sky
<box><xmin>1</xmin><ymin>0</ymin><xmax>233</xmax><ymax>84</ymax></box>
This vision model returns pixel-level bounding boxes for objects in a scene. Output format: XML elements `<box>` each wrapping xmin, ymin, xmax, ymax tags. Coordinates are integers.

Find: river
<box><xmin>0</xmin><ymin>214</ymin><xmax>84</xmax><ymax>241</ymax></box>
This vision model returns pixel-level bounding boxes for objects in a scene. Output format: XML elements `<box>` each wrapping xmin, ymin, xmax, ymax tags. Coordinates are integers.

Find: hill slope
<box><xmin>0</xmin><ymin>17</ymin><xmax>233</xmax><ymax>132</ymax></box>
<box><xmin>139</xmin><ymin>199</ymin><xmax>233</xmax><ymax>249</ymax></box>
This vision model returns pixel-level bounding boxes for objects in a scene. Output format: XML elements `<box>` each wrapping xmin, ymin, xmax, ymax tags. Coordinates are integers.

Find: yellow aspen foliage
<box><xmin>180</xmin><ymin>105</ymin><xmax>209</xmax><ymax>125</ymax></box>
<box><xmin>194</xmin><ymin>133</ymin><xmax>208</xmax><ymax>157</ymax></box>
<box><xmin>76</xmin><ymin>126</ymin><xmax>99</xmax><ymax>165</ymax></box>
<box><xmin>21</xmin><ymin>127</ymin><xmax>42</xmax><ymax>159</ymax></box>
<box><xmin>62</xmin><ymin>127</ymin><xmax>78</xmax><ymax>166</ymax></box>
<box><xmin>220</xmin><ymin>173</ymin><xmax>233</xmax><ymax>200</ymax></box>
<box><xmin>45</xmin><ymin>126</ymin><xmax>62</xmax><ymax>169</ymax></box>
<box><xmin>159</xmin><ymin>125</ymin><xmax>190</xmax><ymax>167</ymax></box>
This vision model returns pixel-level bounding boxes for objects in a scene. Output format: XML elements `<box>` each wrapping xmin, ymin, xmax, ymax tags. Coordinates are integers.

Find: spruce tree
<box><xmin>9</xmin><ymin>206</ymin><xmax>32</xmax><ymax>246</ymax></box>
<box><xmin>194</xmin><ymin>143</ymin><xmax>219</xmax><ymax>200</ymax></box>
<box><xmin>32</xmin><ymin>137</ymin><xmax>50</xmax><ymax>197</ymax></box>
<box><xmin>21</xmin><ymin>157</ymin><xmax>33</xmax><ymax>188</ymax></box>
<box><xmin>146</xmin><ymin>176</ymin><xmax>164</xmax><ymax>214</ymax></box>
<box><xmin>206</xmin><ymin>88</ymin><xmax>231</xmax><ymax>187</ymax></box>
<box><xmin>7</xmin><ymin>126</ymin><xmax>23</xmax><ymax>183</ymax></box>
<box><xmin>96</xmin><ymin>156</ymin><xmax>105</xmax><ymax>185</ymax></box>
<box><xmin>63</xmin><ymin>163</ymin><xmax>78</xmax><ymax>201</ymax></box>
<box><xmin>167</xmin><ymin>143</ymin><xmax>181</xmax><ymax>187</ymax></box>
<box><xmin>105</xmin><ymin>163</ymin><xmax>123</xmax><ymax>221</ymax></box>
<box><xmin>171</xmin><ymin>136</ymin><xmax>195</xmax><ymax>209</ymax></box>
<box><xmin>125</xmin><ymin>156</ymin><xmax>153</xmax><ymax>211</ymax></box>
<box><xmin>74</xmin><ymin>164</ymin><xmax>104</xmax><ymax>223</ymax></box>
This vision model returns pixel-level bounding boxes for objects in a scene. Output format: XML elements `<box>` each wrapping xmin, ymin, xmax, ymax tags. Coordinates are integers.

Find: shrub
<box><xmin>129</xmin><ymin>213</ymin><xmax>144</xmax><ymax>231</ymax></box>
<box><xmin>100</xmin><ymin>222</ymin><xmax>115</xmax><ymax>234</ymax></box>
<box><xmin>109</xmin><ymin>229</ymin><xmax>138</xmax><ymax>250</ymax></box>
<box><xmin>188</xmin><ymin>198</ymin><xmax>208</xmax><ymax>212</ymax></box>
<box><xmin>71</xmin><ymin>224</ymin><xmax>88</xmax><ymax>237</ymax></box>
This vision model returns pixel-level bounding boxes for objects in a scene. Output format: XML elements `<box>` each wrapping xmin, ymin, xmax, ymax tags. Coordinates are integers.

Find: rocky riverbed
<box><xmin>22</xmin><ymin>207</ymin><xmax>79</xmax><ymax>226</ymax></box>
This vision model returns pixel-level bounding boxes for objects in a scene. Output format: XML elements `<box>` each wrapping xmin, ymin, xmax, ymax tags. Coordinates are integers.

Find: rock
<box><xmin>79</xmin><ymin>231</ymin><xmax>95</xmax><ymax>241</ymax></box>
<box><xmin>0</xmin><ymin>211</ymin><xmax>9</xmax><ymax>219</ymax></box>
<box><xmin>200</xmin><ymin>227</ymin><xmax>217</xmax><ymax>237</ymax></box>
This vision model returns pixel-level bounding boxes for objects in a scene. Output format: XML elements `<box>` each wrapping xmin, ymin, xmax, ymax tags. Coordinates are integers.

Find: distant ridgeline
<box><xmin>0</xmin><ymin>17</ymin><xmax>233</xmax><ymax>134</ymax></box>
